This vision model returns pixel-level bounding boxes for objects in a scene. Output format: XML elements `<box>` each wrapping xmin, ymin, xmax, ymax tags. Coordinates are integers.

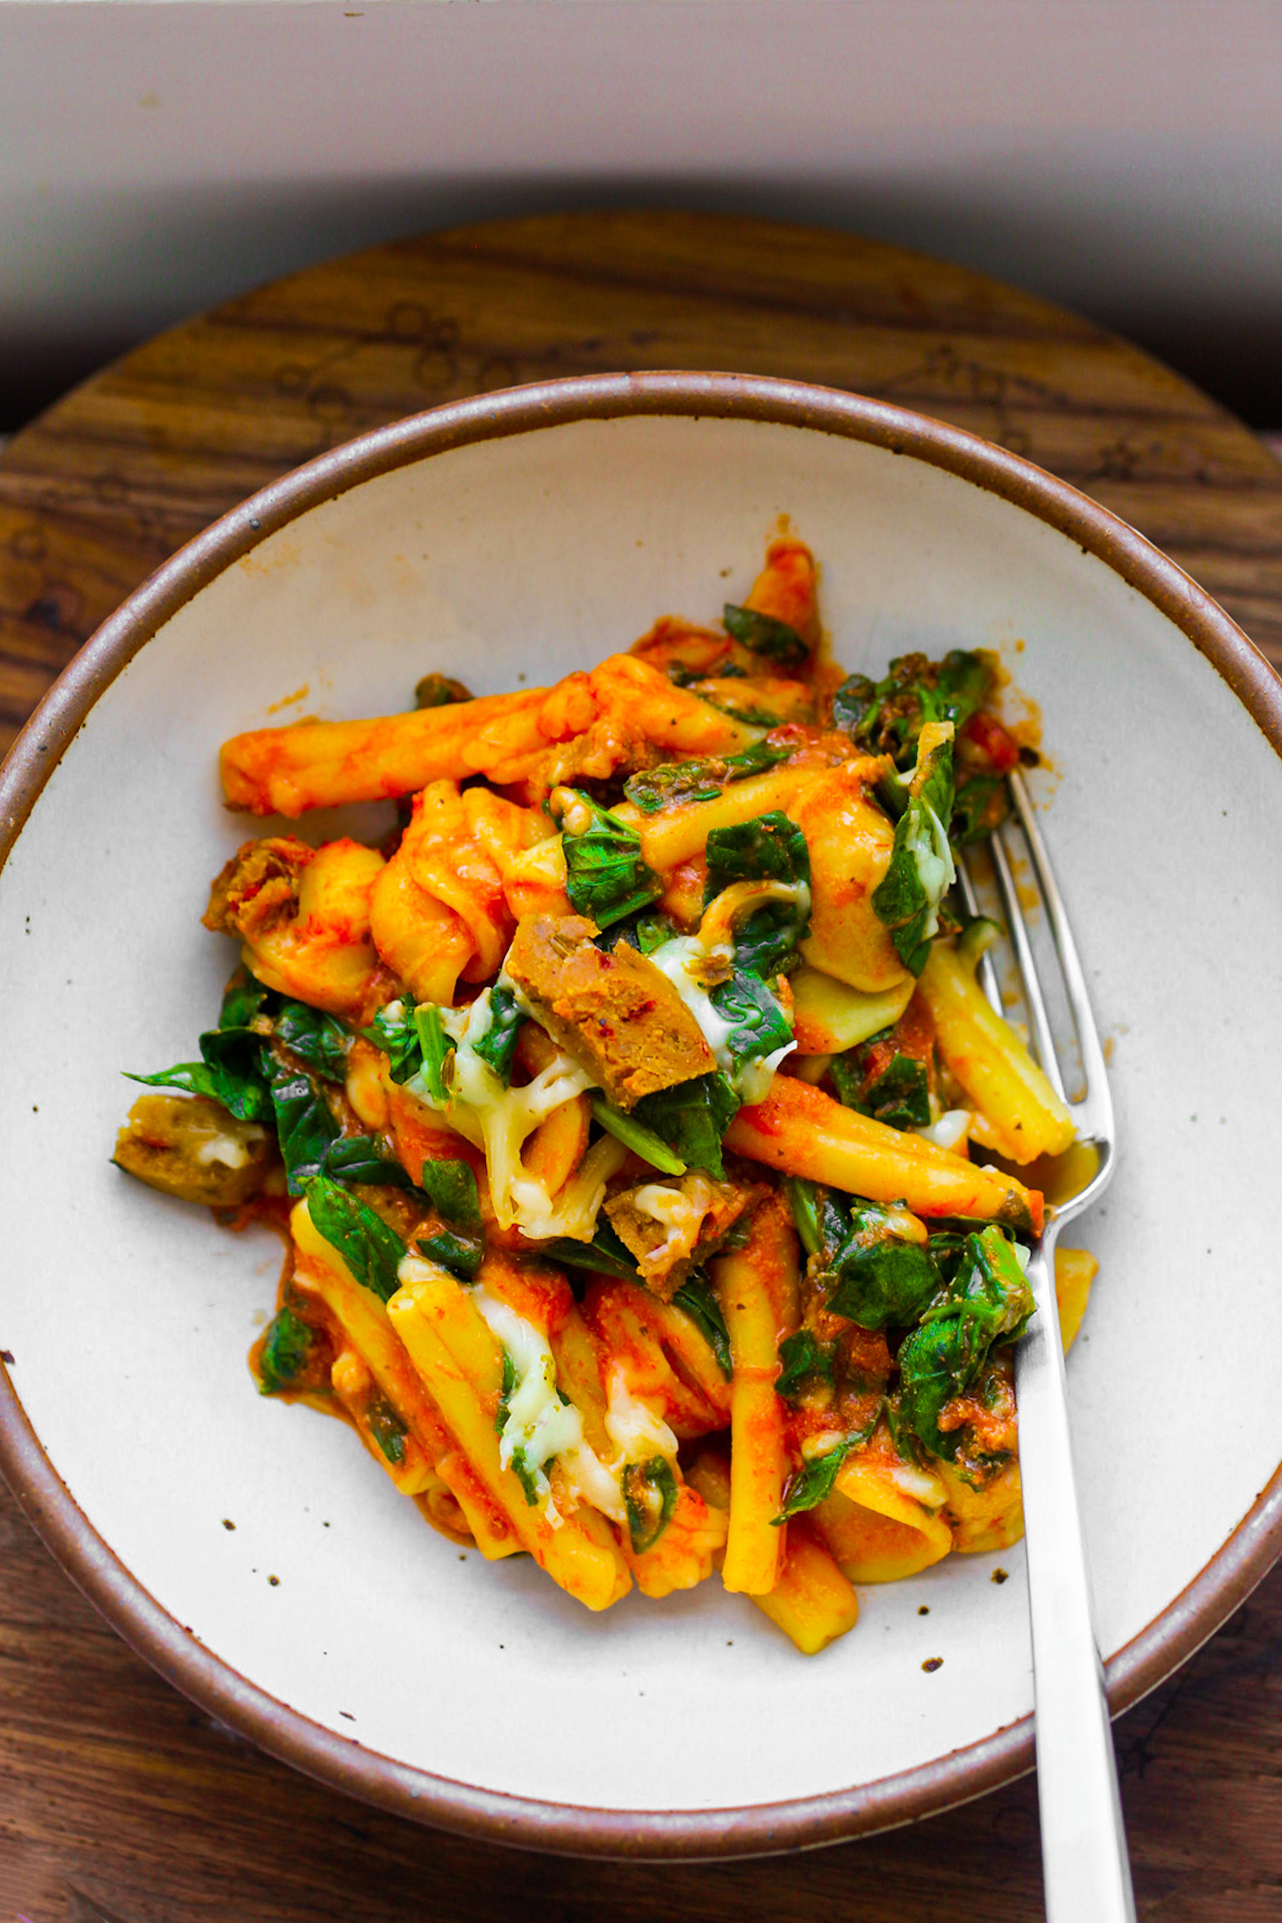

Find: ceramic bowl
<box><xmin>2</xmin><ymin>373</ymin><xmax>1280</xmax><ymax>1857</ymax></box>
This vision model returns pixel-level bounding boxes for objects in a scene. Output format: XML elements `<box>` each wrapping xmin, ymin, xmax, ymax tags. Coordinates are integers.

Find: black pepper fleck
<box><xmin>340</xmin><ymin>1710</ymin><xmax>355</xmax><ymax>1721</ymax></box>
<box><xmin>991</xmin><ymin>1568</ymin><xmax>1009</xmax><ymax>1585</ymax></box>
<box><xmin>918</xmin><ymin>1605</ymin><xmax>930</xmax><ymax>1615</ymax></box>
<box><xmin>221</xmin><ymin>1519</ymin><xmax>235</xmax><ymax>1531</ymax></box>
<box><xmin>267</xmin><ymin>1575</ymin><xmax>279</xmax><ymax>1587</ymax></box>
<box><xmin>922</xmin><ymin>1657</ymin><xmax>943</xmax><ymax>1673</ymax></box>
<box><xmin>0</xmin><ymin>1351</ymin><xmax>13</xmax><ymax>1367</ymax></box>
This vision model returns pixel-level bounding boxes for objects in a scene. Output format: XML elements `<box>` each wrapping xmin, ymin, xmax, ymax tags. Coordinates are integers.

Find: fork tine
<box><xmin>987</xmin><ymin>822</ymin><xmax>1068</xmax><ymax>1102</ymax></box>
<box><xmin>954</xmin><ymin>854</ymin><xmax>1006</xmax><ymax>1017</ymax></box>
<box><xmin>1008</xmin><ymin>771</ymin><xmax>1114</xmax><ymax>1130</ymax></box>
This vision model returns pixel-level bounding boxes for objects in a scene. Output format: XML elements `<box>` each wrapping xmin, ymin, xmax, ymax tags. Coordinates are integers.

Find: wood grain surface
<box><xmin>2</xmin><ymin>211</ymin><xmax>1280</xmax><ymax>1923</ymax></box>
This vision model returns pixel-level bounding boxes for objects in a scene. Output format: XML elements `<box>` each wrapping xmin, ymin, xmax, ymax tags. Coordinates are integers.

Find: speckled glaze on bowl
<box><xmin>1</xmin><ymin>373</ymin><xmax>1280</xmax><ymax>1858</ymax></box>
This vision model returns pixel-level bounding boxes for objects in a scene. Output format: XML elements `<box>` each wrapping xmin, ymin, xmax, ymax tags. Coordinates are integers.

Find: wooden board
<box><xmin>2</xmin><ymin>211</ymin><xmax>1280</xmax><ymax>1922</ymax></box>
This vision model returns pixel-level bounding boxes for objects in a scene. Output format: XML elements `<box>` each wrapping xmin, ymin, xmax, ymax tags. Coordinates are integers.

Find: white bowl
<box><xmin>2</xmin><ymin>373</ymin><xmax>1280</xmax><ymax>1855</ymax></box>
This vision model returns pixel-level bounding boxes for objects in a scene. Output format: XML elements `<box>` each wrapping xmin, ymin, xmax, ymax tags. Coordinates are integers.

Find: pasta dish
<box><xmin>113</xmin><ymin>535</ymin><xmax>1095</xmax><ymax>1654</ymax></box>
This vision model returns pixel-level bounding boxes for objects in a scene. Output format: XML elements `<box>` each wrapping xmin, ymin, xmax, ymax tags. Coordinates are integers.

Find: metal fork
<box><xmin>958</xmin><ymin>769</ymin><xmax>1134</xmax><ymax>1923</ymax></box>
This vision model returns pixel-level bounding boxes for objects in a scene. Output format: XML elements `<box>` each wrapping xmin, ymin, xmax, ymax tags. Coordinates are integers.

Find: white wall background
<box><xmin>4</xmin><ymin>0</ymin><xmax>1282</xmax><ymax>423</ymax></box>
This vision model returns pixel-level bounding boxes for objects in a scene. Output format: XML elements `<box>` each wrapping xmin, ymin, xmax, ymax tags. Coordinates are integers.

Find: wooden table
<box><xmin>3</xmin><ymin>212</ymin><xmax>1281</xmax><ymax>1922</ymax></box>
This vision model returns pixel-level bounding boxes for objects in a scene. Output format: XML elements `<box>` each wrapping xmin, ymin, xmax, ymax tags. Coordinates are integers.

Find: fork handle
<box><xmin>1015</xmin><ymin>1237</ymin><xmax>1137</xmax><ymax>1923</ymax></box>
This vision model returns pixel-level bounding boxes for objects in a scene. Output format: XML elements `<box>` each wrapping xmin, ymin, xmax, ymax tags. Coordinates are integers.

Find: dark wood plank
<box><xmin>2</xmin><ymin>210</ymin><xmax>1280</xmax><ymax>1920</ymax></box>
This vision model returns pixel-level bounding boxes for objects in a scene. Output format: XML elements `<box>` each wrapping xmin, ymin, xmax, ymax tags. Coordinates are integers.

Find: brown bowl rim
<box><xmin>2</xmin><ymin>369</ymin><xmax>1280</xmax><ymax>1859</ymax></box>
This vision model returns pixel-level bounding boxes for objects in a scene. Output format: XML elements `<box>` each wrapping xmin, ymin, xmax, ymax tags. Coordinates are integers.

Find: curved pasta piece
<box><xmin>220</xmin><ymin>654</ymin><xmax>760</xmax><ymax>816</ymax></box>
<box><xmin>369</xmin><ymin>780</ymin><xmax>513</xmax><ymax>1004</ymax></box>
<box><xmin>788</xmin><ymin>763</ymin><xmax>910</xmax><ymax>993</ymax></box>
<box><xmin>712</xmin><ymin>1190</ymin><xmax>800</xmax><ymax>1597</ymax></box>
<box><xmin>726</xmin><ymin>1074</ymin><xmax>1043</xmax><ymax>1233</ymax></box>
<box><xmin>812</xmin><ymin>1446</ymin><xmax>953</xmax><ymax>1582</ymax></box>
<box><xmin>205</xmin><ymin>835</ymin><xmax>385</xmax><ymax>1019</ymax></box>
<box><xmin>917</xmin><ymin>940</ymin><xmax>1074</xmax><ymax>1164</ymax></box>
<box><xmin>624</xmin><ymin>1484</ymin><xmax>727</xmax><ymax>1600</ymax></box>
<box><xmin>938</xmin><ymin>1460</ymin><xmax>1024</xmax><ymax>1555</ymax></box>
<box><xmin>582</xmin><ymin>1278</ymin><xmax>733</xmax><ymax>1440</ymax></box>
<box><xmin>739</xmin><ymin>537</ymin><xmax>821</xmax><ymax>649</ymax></box>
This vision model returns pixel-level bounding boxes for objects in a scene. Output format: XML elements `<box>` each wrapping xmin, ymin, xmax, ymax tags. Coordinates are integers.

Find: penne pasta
<box><xmin>116</xmin><ymin>528</ymin><xmax>1098</xmax><ymax>1654</ymax></box>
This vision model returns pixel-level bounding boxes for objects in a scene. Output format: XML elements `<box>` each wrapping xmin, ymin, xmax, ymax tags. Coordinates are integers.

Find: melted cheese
<box><xmin>471</xmin><ymin>1284</ymin><xmax>624</xmax><ymax>1522</ymax></box>
<box><xmin>648</xmin><ymin>924</ymin><xmax>798</xmax><ymax>1100</ymax></box>
<box><xmin>409</xmin><ymin>993</ymin><xmax>598</xmax><ymax>1234</ymax></box>
<box><xmin>914</xmin><ymin>1108</ymin><xmax>972</xmax><ymax>1152</ymax></box>
<box><xmin>604</xmin><ymin>1367</ymin><xmax>679</xmax><ymax>1466</ymax></box>
<box><xmin>192</xmin><ymin>1121</ymin><xmax>266</xmax><ymax>1169</ymax></box>
<box><xmin>630</xmin><ymin>1174</ymin><xmax>716</xmax><ymax>1265</ymax></box>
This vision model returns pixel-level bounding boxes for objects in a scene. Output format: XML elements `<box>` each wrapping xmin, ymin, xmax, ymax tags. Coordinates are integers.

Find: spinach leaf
<box><xmin>414</xmin><ymin>1004</ymin><xmax>454</xmax><ymax>1103</ymax></box>
<box><xmin>623</xmin><ymin>738</ymin><xmax>793</xmax><ymax>814</ymax></box>
<box><xmin>416</xmin><ymin>1229</ymin><xmax>484</xmax><ymax>1281</ymax></box>
<box><xmin>275</xmin><ymin>1001</ymin><xmax>350</xmax><ymax>1084</ymax></box>
<box><xmin>306</xmin><ymin>1173</ymin><xmax>407</xmax><ymax>1303</ymax></box>
<box><xmin>126</xmin><ymin>1025</ymin><xmax>274</xmax><ymax>1123</ymax></box>
<box><xmin>623</xmin><ymin>1456</ymin><xmax>679</xmax><ymax>1553</ymax></box>
<box><xmin>415</xmin><ymin>671</ymin><xmax>473</xmax><ymax>710</ymax></box>
<box><xmin>897</xmin><ymin>1226</ymin><xmax>1034</xmax><ymax>1461</ymax></box>
<box><xmin>785</xmin><ymin>1176</ymin><xmax>823</xmax><ymax>1257</ymax></box>
<box><xmin>219</xmin><ymin>970</ymin><xmax>275</xmax><ymax>1032</ymax></box>
<box><xmin>671</xmin><ymin>1273</ymin><xmax>732</xmax><ymax>1378</ymax></box>
<box><xmin>631</xmin><ymin>1072</ymin><xmax>740</xmax><ymax>1181</ymax></box>
<box><xmin>775</xmin><ymin>1330</ymin><xmax>836</xmax><ymax>1402</ymax></box>
<box><xmin>592</xmin><ymin>911</ymin><xmax>677</xmax><ymax>957</ymax></box>
<box><xmin>709</xmin><ymin>968</ymin><xmax>794</xmax><ymax>1077</ymax></box>
<box><xmin>555</xmin><ymin>790</ymin><xmax>663</xmax><ymax>929</ymax></box>
<box><xmin>366</xmin><ymin>1393</ymin><xmax>408</xmax><ymax>1465</ymax></box>
<box><xmin>950</xmin><ymin>772</ymin><xmax>1010</xmax><ymax>845</ymax></box>
<box><xmin>256</xmin><ymin>1305</ymin><xmax>314</xmax><ymax>1394</ymax></box>
<box><xmin>775</xmin><ymin>1443</ymin><xmax>850</xmax><ymax>1519</ymax></box>
<box><xmin>545</xmin><ymin>1221</ymin><xmax>641</xmax><ymax>1284</ymax></box>
<box><xmin>364</xmin><ymin>998</ymin><xmax>423</xmax><ymax>1085</ymax></box>
<box><xmin>704</xmin><ymin>811</ymin><xmax>811</xmax><ymax>979</ymax></box>
<box><xmin>809</xmin><ymin>1190</ymin><xmax>942</xmax><ymax>1330</ymax></box>
<box><xmin>723</xmin><ymin>602</ymin><xmax>810</xmax><ymax>671</ymax></box>
<box><xmin>831</xmin><ymin>1047</ymin><xmax>931</xmax><ymax>1129</ymax></box>
<box><xmin>321</xmin><ymin>1135</ymin><xmax>414</xmax><ymax>1189</ymax></box>
<box><xmin>871</xmin><ymin>731</ymin><xmax>956</xmax><ymax>975</ymax></box>
<box><xmin>263</xmin><ymin>1049</ymin><xmax>341</xmax><ymax>1192</ymax></box>
<box><xmin>495</xmin><ymin>1349</ymin><xmax>518</xmax><ymax>1434</ymax></box>
<box><xmin>774</xmin><ymin>1407</ymin><xmax>884</xmax><ymax>1520</ymax></box>
<box><xmin>590</xmin><ymin>1098</ymin><xmax>687</xmax><ymax>1176</ymax></box>
<box><xmin>470</xmin><ymin>986</ymin><xmax>522</xmax><ymax>1086</ymax></box>
<box><xmin>417</xmin><ymin>1158</ymin><xmax>482</xmax><ymax>1230</ymax></box>
<box><xmin>509</xmin><ymin>1448</ymin><xmax>543</xmax><ymax>1506</ymax></box>
<box><xmin>827</xmin><ymin>1238</ymin><xmax>942</xmax><ymax>1330</ymax></box>
<box><xmin>834</xmin><ymin>649</ymin><xmax>991</xmax><ymax>767</ymax></box>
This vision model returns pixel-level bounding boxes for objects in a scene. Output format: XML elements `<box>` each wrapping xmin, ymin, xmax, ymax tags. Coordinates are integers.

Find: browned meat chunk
<box><xmin>605</xmin><ymin>1172</ymin><xmax>749</xmax><ymax>1297</ymax></box>
<box><xmin>204</xmin><ymin>836</ymin><xmax>312</xmax><ymax>941</ymax></box>
<box><xmin>503</xmin><ymin>914</ymin><xmax>714</xmax><ymax>1110</ymax></box>
<box><xmin>113</xmin><ymin>1094</ymin><xmax>279</xmax><ymax>1206</ymax></box>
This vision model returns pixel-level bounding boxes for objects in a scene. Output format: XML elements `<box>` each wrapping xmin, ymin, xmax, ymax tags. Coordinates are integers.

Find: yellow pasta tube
<box><xmin>713</xmin><ymin>1200</ymin><xmax>799</xmax><ymax>1597</ymax></box>
<box><xmin>938</xmin><ymin>1460</ymin><xmax>1024</xmax><ymax>1555</ymax></box>
<box><xmin>625</xmin><ymin>1485</ymin><xmax>728</xmax><ymax>1600</ymax></box>
<box><xmin>942</xmin><ymin>1248</ymin><xmax>1097</xmax><ymax>1555</ymax></box>
<box><xmin>291</xmin><ymin>1200</ymin><xmax>461</xmax><ymax>1503</ymax></box>
<box><xmin>750</xmin><ymin>1519</ymin><xmax>860</xmax><ymax>1655</ymax></box>
<box><xmin>725</xmin><ymin>1075</ymin><xmax>1043</xmax><ymax>1234</ymax></box>
<box><xmin>1055</xmin><ymin>1245</ymin><xmax>1098</xmax><ymax>1349</ymax></box>
<box><xmin>613</xmin><ymin>764</ymin><xmax>818</xmax><ymax>871</ymax></box>
<box><xmin>917</xmin><ymin>941</ymin><xmax>1074</xmax><ymax>1164</ymax></box>
<box><xmin>789</xmin><ymin>966</ymin><xmax>916</xmax><ymax>1056</ymax></box>
<box><xmin>815</xmin><ymin>1450</ymin><xmax>953</xmax><ymax>1583</ymax></box>
<box><xmin>387</xmin><ymin>1264</ymin><xmax>632</xmax><ymax>1612</ymax></box>
<box><xmin>686</xmin><ymin>1450</ymin><xmax>858</xmax><ymax>1653</ymax></box>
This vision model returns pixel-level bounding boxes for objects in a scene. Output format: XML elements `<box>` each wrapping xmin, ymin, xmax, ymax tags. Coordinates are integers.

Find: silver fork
<box><xmin>958</xmin><ymin>769</ymin><xmax>1134</xmax><ymax>1923</ymax></box>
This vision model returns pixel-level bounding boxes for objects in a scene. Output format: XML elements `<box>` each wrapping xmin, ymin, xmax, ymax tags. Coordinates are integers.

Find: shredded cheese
<box><xmin>471</xmin><ymin>1284</ymin><xmax>624</xmax><ymax>1522</ymax></box>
